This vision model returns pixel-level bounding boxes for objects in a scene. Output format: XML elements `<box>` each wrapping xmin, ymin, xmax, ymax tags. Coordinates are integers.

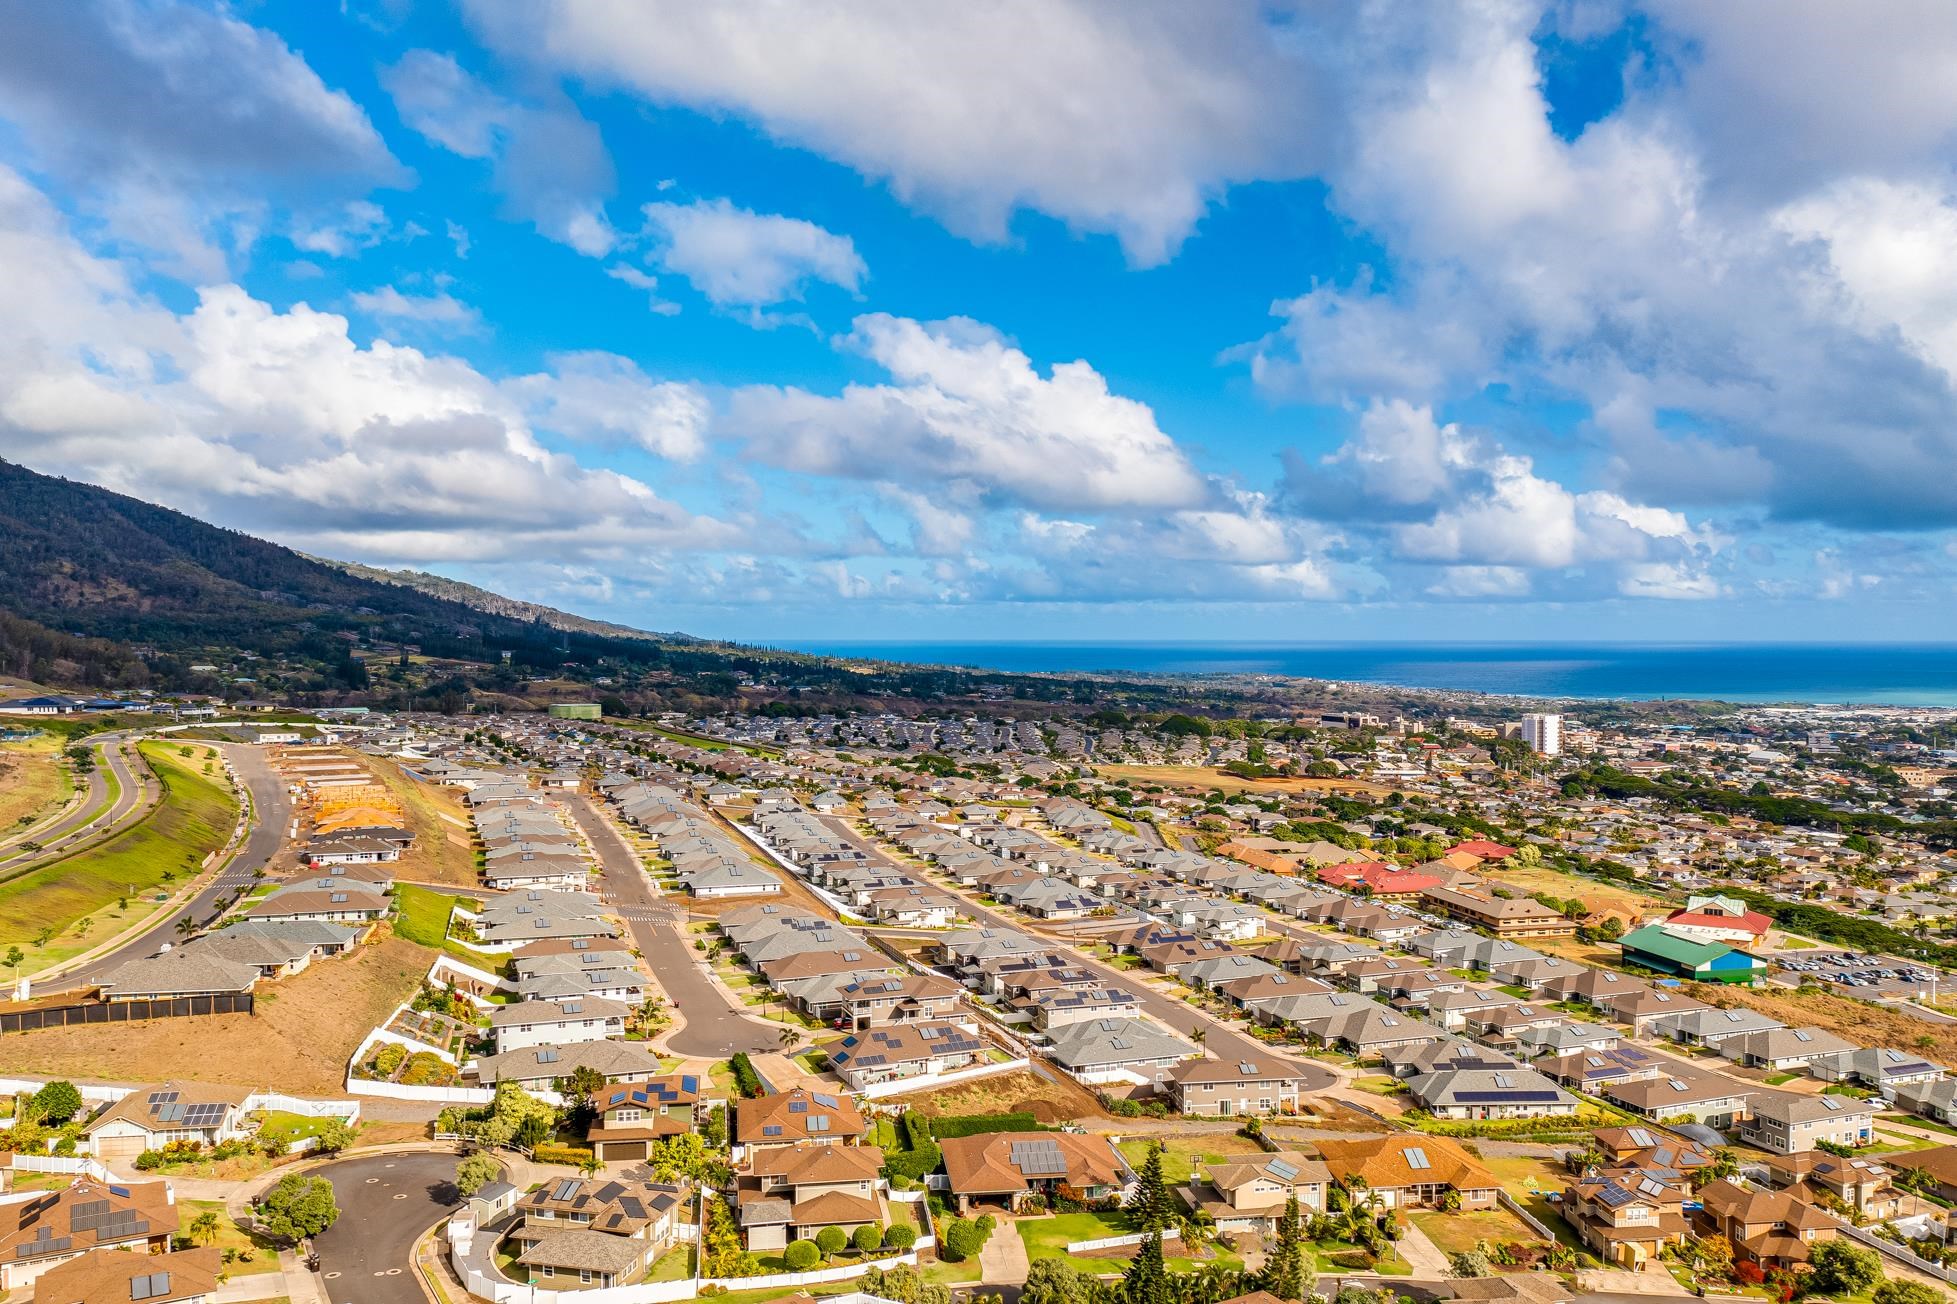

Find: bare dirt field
<box><xmin>886</xmin><ymin>1067</ymin><xmax>1107</xmax><ymax>1123</ymax></box>
<box><xmin>1093</xmin><ymin>764</ymin><xmax>1391</xmax><ymax>797</ymax></box>
<box><xmin>1684</xmin><ymin>980</ymin><xmax>1957</xmax><ymax>1065</ymax></box>
<box><xmin>363</xmin><ymin>757</ymin><xmax>476</xmax><ymax>887</ymax></box>
<box><xmin>0</xmin><ymin>735</ymin><xmax>67</xmax><ymax>831</ymax></box>
<box><xmin>0</xmin><ymin>935</ymin><xmax>429</xmax><ymax>1094</ymax></box>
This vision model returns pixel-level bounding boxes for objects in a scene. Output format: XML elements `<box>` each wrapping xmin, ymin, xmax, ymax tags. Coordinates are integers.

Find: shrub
<box><xmin>400</xmin><ymin>1052</ymin><xmax>456</xmax><ymax>1086</ymax></box>
<box><xmin>134</xmin><ymin>1149</ymin><xmax>165</xmax><ymax>1171</ymax></box>
<box><xmin>783</xmin><ymin>1239</ymin><xmax>820</xmax><ymax>1271</ymax></box>
<box><xmin>729</xmin><ymin>1053</ymin><xmax>762</xmax><ymax>1098</ymax></box>
<box><xmin>370</xmin><ymin>1043</ymin><xmax>407</xmax><ymax>1076</ymax></box>
<box><xmin>853</xmin><ymin>1223</ymin><xmax>883</xmax><ymax>1254</ymax></box>
<box><xmin>884</xmin><ymin>1223</ymin><xmax>917</xmax><ymax>1250</ymax></box>
<box><xmin>817</xmin><ymin>1225</ymin><xmax>848</xmax><ymax>1258</ymax></box>
<box><xmin>532</xmin><ymin>1143</ymin><xmax>595</xmax><ymax>1167</ymax></box>
<box><xmin>942</xmin><ymin>1217</ymin><xmax>988</xmax><ymax>1262</ymax></box>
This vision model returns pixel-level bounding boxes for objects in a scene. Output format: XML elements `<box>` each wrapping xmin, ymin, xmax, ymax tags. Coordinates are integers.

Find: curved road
<box><xmin>310</xmin><ymin>1152</ymin><xmax>462</xmax><ymax>1304</ymax></box>
<box><xmin>0</xmin><ymin>733</ymin><xmax>154</xmax><ymax>870</ymax></box>
<box><xmin>565</xmin><ymin>792</ymin><xmax>780</xmax><ymax>1057</ymax></box>
<box><xmin>66</xmin><ymin>743</ymin><xmax>292</xmax><ymax>983</ymax></box>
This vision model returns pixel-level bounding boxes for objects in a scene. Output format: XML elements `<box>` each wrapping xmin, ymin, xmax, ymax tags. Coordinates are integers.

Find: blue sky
<box><xmin>4</xmin><ymin>2</ymin><xmax>1957</xmax><ymax>644</ymax></box>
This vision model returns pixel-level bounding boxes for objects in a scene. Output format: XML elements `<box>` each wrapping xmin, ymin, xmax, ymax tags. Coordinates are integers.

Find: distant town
<box><xmin>9</xmin><ymin>681</ymin><xmax>1957</xmax><ymax>1304</ymax></box>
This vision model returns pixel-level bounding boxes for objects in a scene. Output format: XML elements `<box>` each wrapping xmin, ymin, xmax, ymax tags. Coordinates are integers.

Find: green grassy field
<box><xmin>0</xmin><ymin>742</ymin><xmax>234</xmax><ymax>961</ymax></box>
<box><xmin>179</xmin><ymin>1199</ymin><xmax>282</xmax><ymax>1275</ymax></box>
<box><xmin>1114</xmin><ymin>1134</ymin><xmax>1267</xmax><ymax>1185</ymax></box>
<box><xmin>391</xmin><ymin>882</ymin><xmax>504</xmax><ymax>969</ymax></box>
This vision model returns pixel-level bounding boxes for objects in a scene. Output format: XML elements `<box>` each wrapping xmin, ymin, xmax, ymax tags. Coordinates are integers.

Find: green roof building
<box><xmin>1617</xmin><ymin>923</ymin><xmax>1765</xmax><ymax>985</ymax></box>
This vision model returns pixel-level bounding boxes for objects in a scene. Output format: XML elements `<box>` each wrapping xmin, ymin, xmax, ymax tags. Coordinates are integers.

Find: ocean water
<box><xmin>777</xmin><ymin>642</ymin><xmax>1957</xmax><ymax>706</ymax></box>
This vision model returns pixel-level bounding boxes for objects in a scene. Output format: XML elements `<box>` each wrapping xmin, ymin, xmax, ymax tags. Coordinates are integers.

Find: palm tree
<box><xmin>190</xmin><ymin>1210</ymin><xmax>221</xmax><ymax>1246</ymax></box>
<box><xmin>1190</xmin><ymin>1025</ymin><xmax>1207</xmax><ymax>1058</ymax></box>
<box><xmin>174</xmin><ymin>914</ymin><xmax>197</xmax><ymax>941</ymax></box>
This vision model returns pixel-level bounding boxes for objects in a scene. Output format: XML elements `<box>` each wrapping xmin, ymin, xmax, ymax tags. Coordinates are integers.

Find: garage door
<box><xmin>94</xmin><ymin>1134</ymin><xmax>146</xmax><ymax>1162</ymax></box>
<box><xmin>597</xmin><ymin>1140</ymin><xmax>648</xmax><ymax>1162</ymax></box>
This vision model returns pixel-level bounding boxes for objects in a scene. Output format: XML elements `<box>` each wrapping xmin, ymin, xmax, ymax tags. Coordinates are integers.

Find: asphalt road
<box><xmin>67</xmin><ymin>743</ymin><xmax>292</xmax><ymax>984</ymax></box>
<box><xmin>810</xmin><ymin>813</ymin><xmax>1337</xmax><ymax>1088</ymax></box>
<box><xmin>0</xmin><ymin>732</ymin><xmax>152</xmax><ymax>869</ymax></box>
<box><xmin>311</xmin><ymin>1152</ymin><xmax>462</xmax><ymax>1304</ymax></box>
<box><xmin>564</xmin><ymin>792</ymin><xmax>781</xmax><ymax>1057</ymax></box>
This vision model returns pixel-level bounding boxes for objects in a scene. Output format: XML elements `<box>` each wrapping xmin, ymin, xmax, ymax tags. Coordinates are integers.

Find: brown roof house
<box><xmin>505</xmin><ymin>1177</ymin><xmax>686</xmax><ymax>1289</ymax></box>
<box><xmin>0</xmin><ymin>1177</ymin><xmax>177</xmax><ymax>1292</ymax></box>
<box><xmin>586</xmin><ymin>1074</ymin><xmax>702</xmax><ymax>1163</ymax></box>
<box><xmin>1695</xmin><ymin>1178</ymin><xmax>1838</xmax><ymax>1269</ymax></box>
<box><xmin>1166</xmin><ymin>1055</ymin><xmax>1314</xmax><ymax>1117</ymax></box>
<box><xmin>1560</xmin><ymin>1166</ymin><xmax>1690</xmax><ymax>1267</ymax></box>
<box><xmin>32</xmin><ymin>1245</ymin><xmax>222</xmax><ymax>1304</ymax></box>
<box><xmin>1314</xmin><ymin>1135</ymin><xmax>1497</xmax><ymax>1211</ymax></box>
<box><xmin>1184</xmin><ymin>1151</ymin><xmax>1332</xmax><ymax>1234</ymax></box>
<box><xmin>939</xmin><ymin>1132</ymin><xmax>1135</xmax><ymax>1215</ymax></box>
<box><xmin>736</xmin><ymin>1141</ymin><xmax>888</xmax><ymax>1251</ymax></box>
<box><xmin>736</xmin><ymin>1088</ymin><xmax>869</xmax><ymax>1153</ymax></box>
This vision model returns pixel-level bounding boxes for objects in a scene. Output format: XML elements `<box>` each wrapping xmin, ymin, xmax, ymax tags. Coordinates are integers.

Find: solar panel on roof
<box><xmin>1267</xmin><ymin>1158</ymin><xmax>1300</xmax><ymax>1181</ymax></box>
<box><xmin>553</xmin><ymin>1178</ymin><xmax>580</xmax><ymax>1201</ymax></box>
<box><xmin>1404</xmin><ymin>1146</ymin><xmax>1431</xmax><ymax>1170</ymax></box>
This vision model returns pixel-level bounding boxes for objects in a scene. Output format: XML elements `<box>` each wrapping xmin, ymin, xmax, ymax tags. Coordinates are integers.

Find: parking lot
<box><xmin>1774</xmin><ymin>948</ymin><xmax>1942</xmax><ymax>1000</ymax></box>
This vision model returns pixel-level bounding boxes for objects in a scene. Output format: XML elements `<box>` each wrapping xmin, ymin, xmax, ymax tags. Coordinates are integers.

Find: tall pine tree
<box><xmin>1259</xmin><ymin>1193</ymin><xmax>1311</xmax><ymax>1301</ymax></box>
<box><xmin>1124</xmin><ymin>1230</ymin><xmax>1174</xmax><ymax>1304</ymax></box>
<box><xmin>1126</xmin><ymin>1142</ymin><xmax>1172</xmax><ymax>1233</ymax></box>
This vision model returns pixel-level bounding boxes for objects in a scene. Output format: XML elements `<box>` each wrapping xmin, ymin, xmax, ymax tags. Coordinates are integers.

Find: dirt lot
<box><xmin>1476</xmin><ymin>862</ymin><xmax>1666</xmax><ymax>923</ymax></box>
<box><xmin>0</xmin><ymin>735</ymin><xmax>67</xmax><ymax>831</ymax></box>
<box><xmin>364</xmin><ymin>757</ymin><xmax>476</xmax><ymax>887</ymax></box>
<box><xmin>885</xmin><ymin>1068</ymin><xmax>1108</xmax><ymax>1123</ymax></box>
<box><xmin>0</xmin><ymin>935</ymin><xmax>429</xmax><ymax>1094</ymax></box>
<box><xmin>1093</xmin><ymin>764</ymin><xmax>1391</xmax><ymax>798</ymax></box>
<box><xmin>1684</xmin><ymin>980</ymin><xmax>1957</xmax><ymax>1065</ymax></box>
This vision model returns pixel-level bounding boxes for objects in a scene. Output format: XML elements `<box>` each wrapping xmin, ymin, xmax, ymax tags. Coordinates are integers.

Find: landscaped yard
<box><xmin>1409</xmin><ymin>1207</ymin><xmax>1549</xmax><ymax>1257</ymax></box>
<box><xmin>646</xmin><ymin>1244</ymin><xmax>693</xmax><ymax>1282</ymax></box>
<box><xmin>1114</xmin><ymin>1134</ymin><xmax>1267</xmax><ymax>1185</ymax></box>
<box><xmin>1015</xmin><ymin>1209</ymin><xmax>1242</xmax><ymax>1274</ymax></box>
<box><xmin>180</xmin><ymin>1199</ymin><xmax>282</xmax><ymax>1274</ymax></box>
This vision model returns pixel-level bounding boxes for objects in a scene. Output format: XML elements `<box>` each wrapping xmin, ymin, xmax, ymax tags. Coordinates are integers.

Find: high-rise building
<box><xmin>1521</xmin><ymin>712</ymin><xmax>1562</xmax><ymax>757</ymax></box>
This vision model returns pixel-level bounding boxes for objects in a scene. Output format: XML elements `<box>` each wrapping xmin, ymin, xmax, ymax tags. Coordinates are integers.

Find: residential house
<box><xmin>1403</xmin><ymin>1067</ymin><xmax>1578</xmax><ymax>1120</ymax></box>
<box><xmin>1561</xmin><ymin>1167</ymin><xmax>1690</xmax><ymax>1267</ymax></box>
<box><xmin>1314</xmin><ymin>1135</ymin><xmax>1498</xmax><ymax>1210</ymax></box>
<box><xmin>1600</xmin><ymin>1073</ymin><xmax>1753</xmax><ymax>1129</ymax></box>
<box><xmin>506</xmin><ymin>1177</ymin><xmax>686</xmax><ymax>1289</ymax></box>
<box><xmin>737</xmin><ymin>1143</ymin><xmax>888</xmax><ymax>1251</ymax></box>
<box><xmin>0</xmin><ymin>1178</ymin><xmax>177</xmax><ymax>1292</ymax></box>
<box><xmin>736</xmin><ymin>1088</ymin><xmax>869</xmax><ymax>1153</ymax></box>
<box><xmin>1184</xmin><ymin>1152</ymin><xmax>1332</xmax><ymax>1234</ymax></box>
<box><xmin>31</xmin><ymin>1246</ymin><xmax>222</xmax><ymax>1304</ymax></box>
<box><xmin>1739</xmin><ymin>1091</ymin><xmax>1876</xmax><ymax>1155</ymax></box>
<box><xmin>1165</xmin><ymin>1056</ymin><xmax>1313</xmax><ymax>1117</ymax></box>
<box><xmin>938</xmin><ymin>1132</ymin><xmax>1135</xmax><ymax>1214</ymax></box>
<box><xmin>83</xmin><ymin>1082</ymin><xmax>253</xmax><ymax>1163</ymax></box>
<box><xmin>586</xmin><ymin>1075</ymin><xmax>702</xmax><ymax>1162</ymax></box>
<box><xmin>1695</xmin><ymin>1179</ymin><xmax>1837</xmax><ymax>1269</ymax></box>
<box><xmin>827</xmin><ymin>1022</ymin><xmax>986</xmax><ymax>1090</ymax></box>
<box><xmin>488</xmin><ymin>996</ymin><xmax>628</xmax><ymax>1054</ymax></box>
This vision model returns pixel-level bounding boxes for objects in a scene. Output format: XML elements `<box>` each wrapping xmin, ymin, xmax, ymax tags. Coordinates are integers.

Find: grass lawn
<box><xmin>1765</xmin><ymin>1072</ymin><xmax>1802</xmax><ymax>1086</ymax></box>
<box><xmin>391</xmin><ymin>883</ymin><xmax>504</xmax><ymax>969</ymax></box>
<box><xmin>1410</xmin><ymin>1207</ymin><xmax>1549</xmax><ymax>1256</ymax></box>
<box><xmin>1115</xmin><ymin>1134</ymin><xmax>1266</xmax><ymax>1185</ymax></box>
<box><xmin>1017</xmin><ymin>1210</ymin><xmax>1131</xmax><ymax>1259</ymax></box>
<box><xmin>255</xmin><ymin>1110</ymin><xmax>345</xmax><ymax>1143</ymax></box>
<box><xmin>0</xmin><ymin>741</ymin><xmax>235</xmax><ymax>968</ymax></box>
<box><xmin>1352</xmin><ymin>1074</ymin><xmax>1404</xmax><ymax>1097</ymax></box>
<box><xmin>180</xmin><ymin>1199</ymin><xmax>282</xmax><ymax>1274</ymax></box>
<box><xmin>1870</xmin><ymin>1129</ymin><xmax>1940</xmax><ymax>1154</ymax></box>
<box><xmin>647</xmin><ymin>1244</ymin><xmax>693</xmax><ymax>1282</ymax></box>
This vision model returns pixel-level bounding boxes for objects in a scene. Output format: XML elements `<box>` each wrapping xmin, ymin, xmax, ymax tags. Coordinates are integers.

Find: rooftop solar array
<box><xmin>1008</xmin><ymin>1138</ymin><xmax>1069</xmax><ymax>1178</ymax></box>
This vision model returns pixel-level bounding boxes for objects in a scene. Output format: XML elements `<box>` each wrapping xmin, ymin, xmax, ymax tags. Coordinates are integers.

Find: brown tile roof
<box><xmin>1314</xmin><ymin>1135</ymin><xmax>1495</xmax><ymax>1193</ymax></box>
<box><xmin>736</xmin><ymin>1087</ymin><xmax>868</xmax><ymax>1145</ymax></box>
<box><xmin>32</xmin><ymin>1245</ymin><xmax>222</xmax><ymax>1304</ymax></box>
<box><xmin>938</xmin><ymin>1131</ymin><xmax>1130</xmax><ymax>1196</ymax></box>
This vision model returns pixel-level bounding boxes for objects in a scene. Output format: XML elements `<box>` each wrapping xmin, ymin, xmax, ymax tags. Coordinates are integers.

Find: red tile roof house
<box><xmin>1660</xmin><ymin>897</ymin><xmax>1773</xmax><ymax>949</ymax></box>
<box><xmin>1316</xmin><ymin>863</ymin><xmax>1443</xmax><ymax>898</ymax></box>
